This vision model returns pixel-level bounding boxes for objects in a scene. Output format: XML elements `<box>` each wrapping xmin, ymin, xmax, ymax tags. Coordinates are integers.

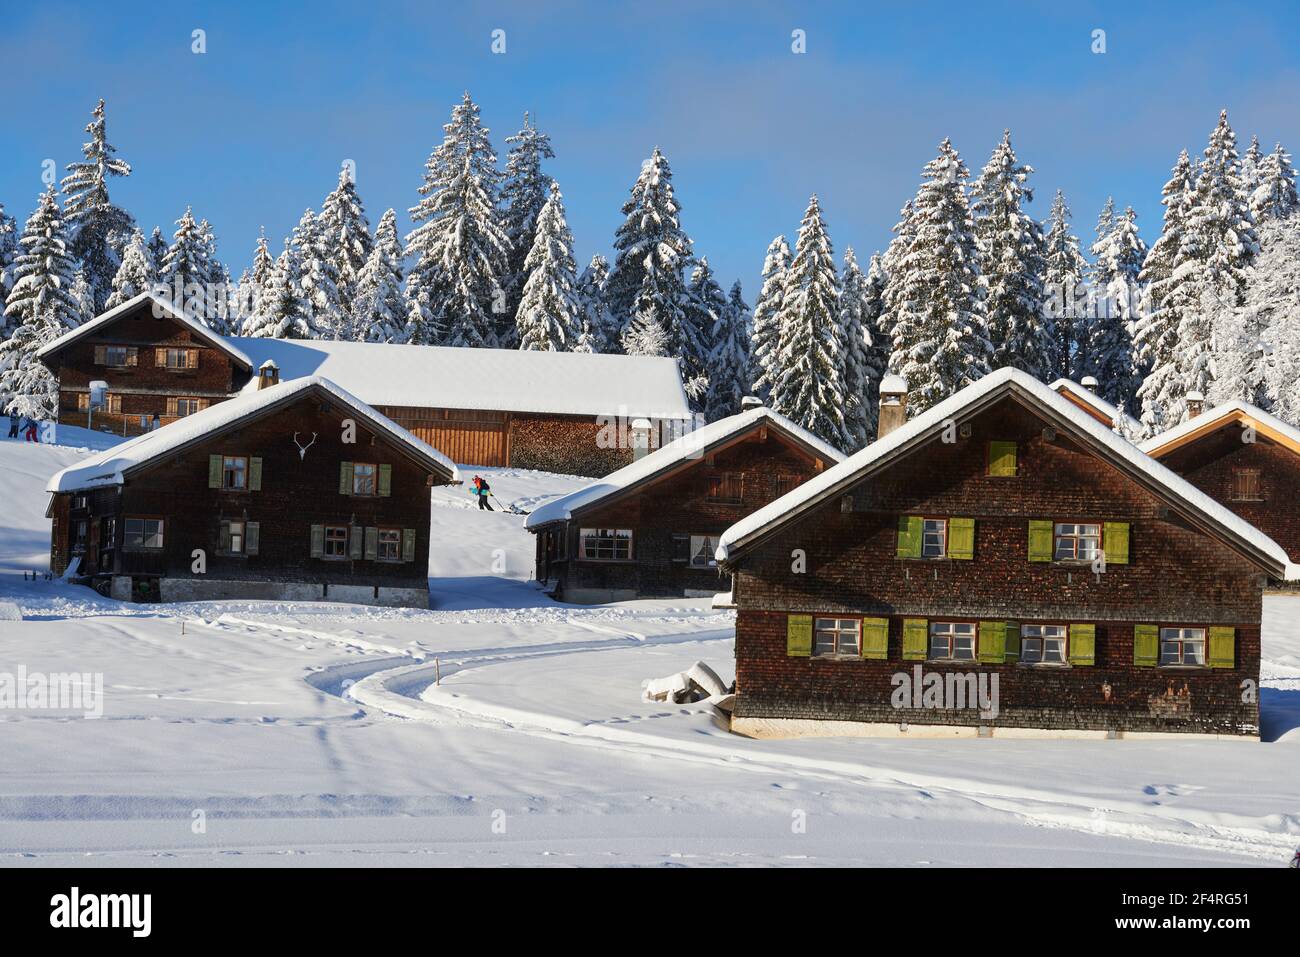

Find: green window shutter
<box><xmin>310</xmin><ymin>524</ymin><xmax>324</xmax><ymax>558</ymax></box>
<box><xmin>902</xmin><ymin>618</ymin><xmax>928</xmax><ymax>660</ymax></box>
<box><xmin>219</xmin><ymin>520</ymin><xmax>232</xmax><ymax>553</ymax></box>
<box><xmin>947</xmin><ymin>517</ymin><xmax>975</xmax><ymax>559</ymax></box>
<box><xmin>249</xmin><ymin>456</ymin><xmax>263</xmax><ymax>491</ymax></box>
<box><xmin>896</xmin><ymin>515</ymin><xmax>922</xmax><ymax>559</ymax></box>
<box><xmin>378</xmin><ymin>463</ymin><xmax>392</xmax><ymax>497</ymax></box>
<box><xmin>349</xmin><ymin>525</ymin><xmax>363</xmax><ymax>560</ymax></box>
<box><xmin>978</xmin><ymin>620</ymin><xmax>1006</xmax><ymax>663</ymax></box>
<box><xmin>1028</xmin><ymin>519</ymin><xmax>1054</xmax><ymax>562</ymax></box>
<box><xmin>364</xmin><ymin>526</ymin><xmax>378</xmax><ymax>561</ymax></box>
<box><xmin>401</xmin><ymin>528</ymin><xmax>417</xmax><ymax>563</ymax></box>
<box><xmin>1004</xmin><ymin>621</ymin><xmax>1020</xmax><ymax>662</ymax></box>
<box><xmin>1208</xmin><ymin>626</ymin><xmax>1235</xmax><ymax>669</ymax></box>
<box><xmin>1133</xmin><ymin>624</ymin><xmax>1158</xmax><ymax>667</ymax></box>
<box><xmin>1104</xmin><ymin>522</ymin><xmax>1130</xmax><ymax>564</ymax></box>
<box><xmin>861</xmin><ymin>617</ymin><xmax>889</xmax><ymax>660</ymax></box>
<box><xmin>786</xmin><ymin>614</ymin><xmax>813</xmax><ymax>657</ymax></box>
<box><xmin>208</xmin><ymin>454</ymin><xmax>222</xmax><ymax>489</ymax></box>
<box><xmin>245</xmin><ymin>521</ymin><xmax>260</xmax><ymax>556</ymax></box>
<box><xmin>339</xmin><ymin>461</ymin><xmax>354</xmax><ymax>495</ymax></box>
<box><xmin>988</xmin><ymin>440</ymin><xmax>1018</xmax><ymax>477</ymax></box>
<box><xmin>1068</xmin><ymin>623</ymin><xmax>1096</xmax><ymax>666</ymax></box>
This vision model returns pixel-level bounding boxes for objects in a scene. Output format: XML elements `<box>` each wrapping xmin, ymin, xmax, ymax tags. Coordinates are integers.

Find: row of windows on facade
<box><xmin>786</xmin><ymin>615</ymin><xmax>1234</xmax><ymax>669</ymax></box>
<box><xmin>557</xmin><ymin>528</ymin><xmax>719</xmax><ymax>567</ymax></box>
<box><xmin>77</xmin><ymin>393</ymin><xmax>209</xmax><ymax>417</ymax></box>
<box><xmin>202</xmin><ymin>456</ymin><xmax>395</xmax><ymax>497</ymax></box>
<box><xmin>74</xmin><ymin>515</ymin><xmax>415</xmax><ymax>562</ymax></box>
<box><xmin>92</xmin><ymin>345</ymin><xmax>201</xmax><ymax>370</ymax></box>
<box><xmin>896</xmin><ymin>515</ymin><xmax>1132</xmax><ymax>564</ymax></box>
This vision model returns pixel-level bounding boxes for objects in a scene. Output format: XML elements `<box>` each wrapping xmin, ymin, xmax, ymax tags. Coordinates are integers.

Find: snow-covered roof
<box><xmin>1139</xmin><ymin>400</ymin><xmax>1300</xmax><ymax>458</ymax></box>
<box><xmin>717</xmin><ymin>368</ymin><xmax>1296</xmax><ymax>578</ymax></box>
<box><xmin>228</xmin><ymin>337</ymin><xmax>693</xmax><ymax>419</ymax></box>
<box><xmin>35</xmin><ymin>292</ymin><xmax>253</xmax><ymax>369</ymax></box>
<box><xmin>524</xmin><ymin>406</ymin><xmax>844</xmax><ymax>529</ymax></box>
<box><xmin>1048</xmin><ymin>378</ymin><xmax>1139</xmax><ymax>434</ymax></box>
<box><xmin>47</xmin><ymin>376</ymin><xmax>459</xmax><ymax>493</ymax></box>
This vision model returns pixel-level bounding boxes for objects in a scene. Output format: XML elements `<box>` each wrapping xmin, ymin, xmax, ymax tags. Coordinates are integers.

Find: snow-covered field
<box><xmin>1</xmin><ymin>432</ymin><xmax>1298</xmax><ymax>867</ymax></box>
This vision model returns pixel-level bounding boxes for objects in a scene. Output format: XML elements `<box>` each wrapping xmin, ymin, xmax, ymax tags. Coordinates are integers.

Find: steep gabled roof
<box><xmin>47</xmin><ymin>376</ymin><xmax>459</xmax><ymax>493</ymax></box>
<box><xmin>717</xmin><ymin>368</ymin><xmax>1297</xmax><ymax>579</ymax></box>
<box><xmin>525</xmin><ymin>406</ymin><xmax>843</xmax><ymax>529</ymax></box>
<box><xmin>1048</xmin><ymin>378</ymin><xmax>1140</xmax><ymax>435</ymax></box>
<box><xmin>1139</xmin><ymin>400</ymin><xmax>1300</xmax><ymax>459</ymax></box>
<box><xmin>229</xmin><ymin>337</ymin><xmax>693</xmax><ymax>420</ymax></box>
<box><xmin>36</xmin><ymin>292</ymin><xmax>254</xmax><ymax>370</ymax></box>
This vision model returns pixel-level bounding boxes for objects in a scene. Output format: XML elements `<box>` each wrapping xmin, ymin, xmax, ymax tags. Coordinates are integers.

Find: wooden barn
<box><xmin>525</xmin><ymin>403</ymin><xmax>842</xmax><ymax>603</ymax></box>
<box><xmin>715</xmin><ymin>368</ymin><xmax>1296</xmax><ymax>740</ymax></box>
<box><xmin>229</xmin><ymin>337</ymin><xmax>693</xmax><ymax>476</ymax></box>
<box><xmin>36</xmin><ymin>292</ymin><xmax>255</xmax><ymax>436</ymax></box>
<box><xmin>46</xmin><ymin>375</ymin><xmax>458</xmax><ymax>607</ymax></box>
<box><xmin>1140</xmin><ymin>398</ymin><xmax>1300</xmax><ymax>564</ymax></box>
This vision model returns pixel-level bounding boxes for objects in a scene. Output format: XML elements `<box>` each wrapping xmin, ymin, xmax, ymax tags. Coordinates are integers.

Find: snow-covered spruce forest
<box><xmin>2</xmin><ymin>95</ymin><xmax>1298</xmax><ymax>450</ymax></box>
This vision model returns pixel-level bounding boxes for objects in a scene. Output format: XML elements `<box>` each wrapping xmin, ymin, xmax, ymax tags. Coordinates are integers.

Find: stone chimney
<box><xmin>877</xmin><ymin>374</ymin><xmax>908</xmax><ymax>439</ymax></box>
<box><xmin>257</xmin><ymin>360</ymin><xmax>280</xmax><ymax>390</ymax></box>
<box><xmin>740</xmin><ymin>396</ymin><xmax>763</xmax><ymax>412</ymax></box>
<box><xmin>630</xmin><ymin>417</ymin><xmax>653</xmax><ymax>461</ymax></box>
<box><xmin>1186</xmin><ymin>390</ymin><xmax>1205</xmax><ymax>419</ymax></box>
<box><xmin>1080</xmin><ymin>375</ymin><xmax>1099</xmax><ymax>394</ymax></box>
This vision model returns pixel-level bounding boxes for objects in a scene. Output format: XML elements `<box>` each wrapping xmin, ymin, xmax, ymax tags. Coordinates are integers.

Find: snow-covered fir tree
<box><xmin>0</xmin><ymin>187</ymin><xmax>83</xmax><ymax>417</ymax></box>
<box><xmin>1255</xmin><ymin>215</ymin><xmax>1300</xmax><ymax>422</ymax></box>
<box><xmin>146</xmin><ymin>227</ymin><xmax>168</xmax><ymax>275</ymax></box>
<box><xmin>1088</xmin><ymin>197</ymin><xmax>1117</xmax><ymax>294</ymax></box>
<box><xmin>769</xmin><ymin>195</ymin><xmax>848</xmax><ymax>448</ymax></box>
<box><xmin>1240</xmin><ymin>134</ymin><xmax>1264</xmax><ymax>200</ymax></box>
<box><xmin>608</xmin><ymin>148</ymin><xmax>697</xmax><ymax>349</ymax></box>
<box><xmin>318</xmin><ymin>162</ymin><xmax>372</xmax><ymax>317</ymax></box>
<box><xmin>837</xmin><ymin>247</ymin><xmax>884</xmax><ymax>448</ymax></box>
<box><xmin>352</xmin><ymin>208</ymin><xmax>406</xmax><ymax>343</ymax></box>
<box><xmin>236</xmin><ymin>229</ymin><xmax>275</xmax><ymax>327</ymax></box>
<box><xmin>1135</xmin><ymin>150</ymin><xmax>1198</xmax><ymax>435</ymax></box>
<box><xmin>405</xmin><ymin>92</ymin><xmax>510</xmax><ymax>348</ymax></box>
<box><xmin>0</xmin><ymin>202</ymin><xmax>18</xmax><ymax>332</ymax></box>
<box><xmin>1083</xmin><ymin>206</ymin><xmax>1146</xmax><ymax>408</ymax></box>
<box><xmin>159</xmin><ymin>208</ymin><xmax>211</xmax><ymax>316</ymax></box>
<box><xmin>862</xmin><ymin>251</ymin><xmax>890</xmax><ymax>427</ymax></box>
<box><xmin>293</xmin><ymin>208</ymin><xmax>345</xmax><ymax>339</ymax></box>
<box><xmin>1041</xmin><ymin>190</ymin><xmax>1088</xmax><ymax>379</ymax></box>
<box><xmin>1251</xmin><ymin>142</ymin><xmax>1299</xmax><ymax>224</ymax></box>
<box><xmin>243</xmin><ymin>240</ymin><xmax>312</xmax><ymax>339</ymax></box>
<box><xmin>499</xmin><ymin>112</ymin><xmax>556</xmax><ymax>342</ymax></box>
<box><xmin>574</xmin><ymin>255</ymin><xmax>616</xmax><ymax>353</ymax></box>
<box><xmin>71</xmin><ymin>267</ymin><xmax>95</xmax><ymax>325</ymax></box>
<box><xmin>104</xmin><ymin>229</ymin><xmax>157</xmax><ymax>310</ymax></box>
<box><xmin>196</xmin><ymin>218</ymin><xmax>234</xmax><ymax>333</ymax></box>
<box><xmin>884</xmin><ymin>140</ymin><xmax>992</xmax><ymax>413</ymax></box>
<box><xmin>971</xmin><ymin>130</ymin><xmax>1048</xmax><ymax>378</ymax></box>
<box><xmin>60</xmin><ymin>98</ymin><xmax>134</xmax><ymax>313</ymax></box>
<box><xmin>514</xmin><ymin>183</ymin><xmax>580</xmax><ymax>352</ymax></box>
<box><xmin>685</xmin><ymin>256</ymin><xmax>728</xmax><ymax>397</ymax></box>
<box><xmin>705</xmin><ymin>280</ymin><xmax>751</xmax><ymax>421</ymax></box>
<box><xmin>747</xmin><ymin>234</ymin><xmax>790</xmax><ymax>398</ymax></box>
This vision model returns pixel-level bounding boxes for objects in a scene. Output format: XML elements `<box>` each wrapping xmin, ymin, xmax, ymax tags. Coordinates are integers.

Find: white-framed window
<box><xmin>688</xmin><ymin>534</ymin><xmax>719</xmax><ymax>568</ymax></box>
<box><xmin>377</xmin><ymin>528</ymin><xmax>401</xmax><ymax>561</ymax></box>
<box><xmin>102</xmin><ymin>345</ymin><xmax>138</xmax><ymax>367</ymax></box>
<box><xmin>220</xmin><ymin>519</ymin><xmax>245</xmax><ymax>554</ymax></box>
<box><xmin>1160</xmin><ymin>627</ymin><xmax>1206</xmax><ymax>666</ymax></box>
<box><xmin>929</xmin><ymin>621</ymin><xmax>976</xmax><ymax>661</ymax></box>
<box><xmin>323</xmin><ymin>525</ymin><xmax>349</xmax><ymax>559</ymax></box>
<box><xmin>922</xmin><ymin>518</ymin><xmax>947</xmax><ymax>558</ymax></box>
<box><xmin>813</xmin><ymin>617</ymin><xmax>860</xmax><ymax>657</ymax></box>
<box><xmin>353</xmin><ymin>463</ymin><xmax>377</xmax><ymax>496</ymax></box>
<box><xmin>162</xmin><ymin>347</ymin><xmax>197</xmax><ymax>369</ymax></box>
<box><xmin>223</xmin><ymin>455</ymin><xmax>247</xmax><ymax>490</ymax></box>
<box><xmin>1021</xmin><ymin>623</ymin><xmax>1067</xmax><ymax>663</ymax></box>
<box><xmin>1054</xmin><ymin>522</ymin><xmax>1101</xmax><ymax>561</ymax></box>
<box><xmin>123</xmin><ymin>517</ymin><xmax>164</xmax><ymax>550</ymax></box>
<box><xmin>579</xmin><ymin>528</ymin><xmax>633</xmax><ymax>561</ymax></box>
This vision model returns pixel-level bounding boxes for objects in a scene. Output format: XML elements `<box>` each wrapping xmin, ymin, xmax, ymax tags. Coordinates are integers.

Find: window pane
<box><xmin>1021</xmin><ymin>638</ymin><xmax>1042</xmax><ymax>662</ymax></box>
<box><xmin>953</xmin><ymin>636</ymin><xmax>975</xmax><ymax>659</ymax></box>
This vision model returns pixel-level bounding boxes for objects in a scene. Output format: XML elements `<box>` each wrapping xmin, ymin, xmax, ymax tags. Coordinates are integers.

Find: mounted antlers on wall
<box><xmin>292</xmin><ymin>432</ymin><xmax>318</xmax><ymax>461</ymax></box>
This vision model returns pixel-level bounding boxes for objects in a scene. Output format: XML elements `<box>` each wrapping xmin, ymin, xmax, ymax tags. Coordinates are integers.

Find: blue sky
<box><xmin>2</xmin><ymin>1</ymin><xmax>1298</xmax><ymax>299</ymax></box>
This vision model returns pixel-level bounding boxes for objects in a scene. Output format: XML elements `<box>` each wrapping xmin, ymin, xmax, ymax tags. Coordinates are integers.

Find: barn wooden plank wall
<box><xmin>377</xmin><ymin>405</ymin><xmax>510</xmax><ymax>467</ymax></box>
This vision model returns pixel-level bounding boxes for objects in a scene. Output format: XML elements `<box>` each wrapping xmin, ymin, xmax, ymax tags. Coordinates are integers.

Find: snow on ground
<box><xmin>0</xmin><ymin>434</ymin><xmax>1298</xmax><ymax>867</ymax></box>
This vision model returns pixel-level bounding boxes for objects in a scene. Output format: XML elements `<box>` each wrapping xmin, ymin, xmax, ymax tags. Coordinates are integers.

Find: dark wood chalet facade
<box><xmin>715</xmin><ymin>369</ymin><xmax>1294</xmax><ymax>740</ymax></box>
<box><xmin>1140</xmin><ymin>401</ymin><xmax>1300</xmax><ymax>565</ymax></box>
<box><xmin>36</xmin><ymin>293</ymin><xmax>254</xmax><ymax>437</ymax></box>
<box><xmin>526</xmin><ymin>406</ymin><xmax>842</xmax><ymax>603</ymax></box>
<box><xmin>46</xmin><ymin>376</ymin><xmax>458</xmax><ymax>608</ymax></box>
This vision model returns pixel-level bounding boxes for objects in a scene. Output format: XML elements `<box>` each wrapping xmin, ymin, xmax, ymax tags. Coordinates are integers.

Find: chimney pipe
<box><xmin>877</xmin><ymin>374</ymin><xmax>908</xmax><ymax>440</ymax></box>
<box><xmin>1080</xmin><ymin>375</ymin><xmax>1099</xmax><ymax>395</ymax></box>
<box><xmin>1186</xmin><ymin>390</ymin><xmax>1205</xmax><ymax>420</ymax></box>
<box><xmin>257</xmin><ymin>360</ymin><xmax>280</xmax><ymax>390</ymax></box>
